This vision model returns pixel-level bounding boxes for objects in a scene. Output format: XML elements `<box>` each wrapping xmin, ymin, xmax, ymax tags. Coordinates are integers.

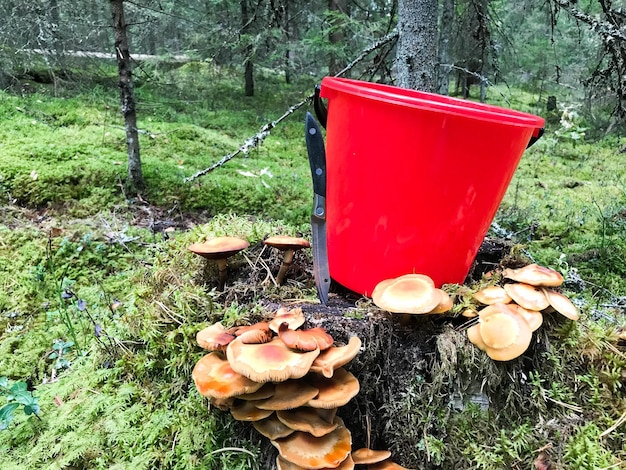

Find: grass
<box><xmin>0</xmin><ymin>65</ymin><xmax>624</xmax><ymax>468</ymax></box>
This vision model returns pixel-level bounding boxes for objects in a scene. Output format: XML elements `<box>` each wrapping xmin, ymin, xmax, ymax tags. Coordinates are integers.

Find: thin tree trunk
<box><xmin>110</xmin><ymin>0</ymin><xmax>144</xmax><ymax>193</ymax></box>
<box><xmin>437</xmin><ymin>0</ymin><xmax>455</xmax><ymax>95</ymax></box>
<box><xmin>395</xmin><ymin>0</ymin><xmax>438</xmax><ymax>92</ymax></box>
<box><xmin>241</xmin><ymin>0</ymin><xmax>254</xmax><ymax>96</ymax></box>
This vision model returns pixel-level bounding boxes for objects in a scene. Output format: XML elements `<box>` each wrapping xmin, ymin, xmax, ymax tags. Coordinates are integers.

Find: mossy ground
<box><xmin>0</xmin><ymin>67</ymin><xmax>624</xmax><ymax>469</ymax></box>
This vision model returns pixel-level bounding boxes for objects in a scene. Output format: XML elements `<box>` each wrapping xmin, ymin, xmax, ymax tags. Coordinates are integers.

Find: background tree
<box><xmin>110</xmin><ymin>0</ymin><xmax>144</xmax><ymax>193</ymax></box>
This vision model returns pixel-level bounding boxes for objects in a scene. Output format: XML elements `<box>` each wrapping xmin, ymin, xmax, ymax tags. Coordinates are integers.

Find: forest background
<box><xmin>0</xmin><ymin>0</ymin><xmax>625</xmax><ymax>469</ymax></box>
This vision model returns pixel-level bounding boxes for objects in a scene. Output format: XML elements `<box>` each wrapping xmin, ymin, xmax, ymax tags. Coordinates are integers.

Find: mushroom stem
<box><xmin>216</xmin><ymin>258</ymin><xmax>229</xmax><ymax>291</ymax></box>
<box><xmin>275</xmin><ymin>250</ymin><xmax>295</xmax><ymax>285</ymax></box>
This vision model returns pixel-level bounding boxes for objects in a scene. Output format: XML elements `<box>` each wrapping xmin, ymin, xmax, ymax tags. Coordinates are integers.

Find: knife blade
<box><xmin>305</xmin><ymin>112</ymin><xmax>331</xmax><ymax>305</ymax></box>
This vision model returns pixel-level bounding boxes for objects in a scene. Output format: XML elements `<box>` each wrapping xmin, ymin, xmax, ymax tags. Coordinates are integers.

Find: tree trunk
<box><xmin>328</xmin><ymin>0</ymin><xmax>347</xmax><ymax>76</ymax></box>
<box><xmin>395</xmin><ymin>0</ymin><xmax>438</xmax><ymax>92</ymax></box>
<box><xmin>437</xmin><ymin>0</ymin><xmax>455</xmax><ymax>95</ymax></box>
<box><xmin>241</xmin><ymin>0</ymin><xmax>254</xmax><ymax>96</ymax></box>
<box><xmin>110</xmin><ymin>0</ymin><xmax>144</xmax><ymax>193</ymax></box>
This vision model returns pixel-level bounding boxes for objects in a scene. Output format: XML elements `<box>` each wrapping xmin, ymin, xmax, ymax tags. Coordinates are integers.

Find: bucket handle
<box><xmin>313</xmin><ymin>84</ymin><xmax>328</xmax><ymax>129</ymax></box>
<box><xmin>527</xmin><ymin>127</ymin><xmax>544</xmax><ymax>148</ymax></box>
<box><xmin>315</xmin><ymin>83</ymin><xmax>544</xmax><ymax>149</ymax></box>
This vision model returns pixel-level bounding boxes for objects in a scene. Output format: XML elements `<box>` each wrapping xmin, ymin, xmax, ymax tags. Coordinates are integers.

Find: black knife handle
<box><xmin>305</xmin><ymin>112</ymin><xmax>326</xmax><ymax>198</ymax></box>
<box><xmin>313</xmin><ymin>84</ymin><xmax>328</xmax><ymax>129</ymax></box>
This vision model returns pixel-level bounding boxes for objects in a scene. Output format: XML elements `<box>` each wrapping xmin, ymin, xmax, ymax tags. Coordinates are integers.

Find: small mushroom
<box><xmin>503</xmin><ymin>282</ymin><xmax>550</xmax><ymax>311</ymax></box>
<box><xmin>507</xmin><ymin>303</ymin><xmax>544</xmax><ymax>331</ymax></box>
<box><xmin>264</xmin><ymin>235</ymin><xmax>311</xmax><ymax>285</ymax></box>
<box><xmin>351</xmin><ymin>448</ymin><xmax>392</xmax><ymax>465</ymax></box>
<box><xmin>230</xmin><ymin>399</ymin><xmax>274</xmax><ymax>421</ymax></box>
<box><xmin>478</xmin><ymin>303</ymin><xmax>533</xmax><ymax>361</ymax></box>
<box><xmin>310</xmin><ymin>336</ymin><xmax>362</xmax><ymax>378</ymax></box>
<box><xmin>473</xmin><ymin>285</ymin><xmax>512</xmax><ymax>305</ymax></box>
<box><xmin>253</xmin><ymin>414</ymin><xmax>296</xmax><ymax>440</ymax></box>
<box><xmin>502</xmin><ymin>263</ymin><xmax>564</xmax><ymax>287</ymax></box>
<box><xmin>276</xmin><ymin>409</ymin><xmax>340</xmax><ymax>437</ymax></box>
<box><xmin>430</xmin><ymin>289</ymin><xmax>454</xmax><ymax>313</ymax></box>
<box><xmin>188</xmin><ymin>236</ymin><xmax>249</xmax><ymax>290</ymax></box>
<box><xmin>278</xmin><ymin>322</ymin><xmax>334</xmax><ymax>352</ymax></box>
<box><xmin>371</xmin><ymin>274</ymin><xmax>442</xmax><ymax>314</ymax></box>
<box><xmin>541</xmin><ymin>288</ymin><xmax>580</xmax><ymax>321</ymax></box>
<box><xmin>269</xmin><ymin>306</ymin><xmax>306</xmax><ymax>333</ymax></box>
<box><xmin>196</xmin><ymin>322</ymin><xmax>235</xmax><ymax>351</ymax></box>
<box><xmin>306</xmin><ymin>368</ymin><xmax>360</xmax><ymax>409</ymax></box>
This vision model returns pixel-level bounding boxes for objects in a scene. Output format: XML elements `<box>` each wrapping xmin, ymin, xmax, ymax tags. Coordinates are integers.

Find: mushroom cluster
<box><xmin>371</xmin><ymin>274</ymin><xmax>453</xmax><ymax>316</ymax></box>
<box><xmin>467</xmin><ymin>263</ymin><xmax>580</xmax><ymax>361</ymax></box>
<box><xmin>192</xmin><ymin>307</ymin><xmax>410</xmax><ymax>469</ymax></box>
<box><xmin>189</xmin><ymin>235</ymin><xmax>311</xmax><ymax>289</ymax></box>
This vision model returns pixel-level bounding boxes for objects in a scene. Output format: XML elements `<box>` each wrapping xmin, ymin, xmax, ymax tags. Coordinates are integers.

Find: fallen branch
<box><xmin>185</xmin><ymin>30</ymin><xmax>398</xmax><ymax>182</ymax></box>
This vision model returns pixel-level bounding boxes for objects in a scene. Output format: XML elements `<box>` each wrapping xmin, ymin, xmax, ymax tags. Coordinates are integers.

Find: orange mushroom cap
<box><xmin>276</xmin><ymin>409</ymin><xmax>340</xmax><ymax>438</ymax></box>
<box><xmin>372</xmin><ymin>274</ymin><xmax>442</xmax><ymax>314</ymax></box>
<box><xmin>191</xmin><ymin>352</ymin><xmax>263</xmax><ymax>400</ymax></box>
<box><xmin>351</xmin><ymin>448</ymin><xmax>392</xmax><ymax>465</ymax></box>
<box><xmin>478</xmin><ymin>303</ymin><xmax>533</xmax><ymax>361</ymax></box>
<box><xmin>278</xmin><ymin>322</ymin><xmax>334</xmax><ymax>352</ymax></box>
<box><xmin>230</xmin><ymin>399</ymin><xmax>274</xmax><ymax>421</ymax></box>
<box><xmin>503</xmin><ymin>282</ymin><xmax>550</xmax><ymax>311</ymax></box>
<box><xmin>306</xmin><ymin>367</ymin><xmax>360</xmax><ymax>409</ymax></box>
<box><xmin>310</xmin><ymin>336</ymin><xmax>362</xmax><ymax>378</ymax></box>
<box><xmin>473</xmin><ymin>285</ymin><xmax>512</xmax><ymax>305</ymax></box>
<box><xmin>269</xmin><ymin>306</ymin><xmax>306</xmax><ymax>333</ymax></box>
<box><xmin>502</xmin><ymin>263</ymin><xmax>564</xmax><ymax>287</ymax></box>
<box><xmin>254</xmin><ymin>413</ymin><xmax>296</xmax><ymax>440</ymax></box>
<box><xmin>271</xmin><ymin>417</ymin><xmax>352</xmax><ymax>470</ymax></box>
<box><xmin>430</xmin><ymin>289</ymin><xmax>454</xmax><ymax>313</ymax></box>
<box><xmin>226</xmin><ymin>337</ymin><xmax>320</xmax><ymax>383</ymax></box>
<box><xmin>255</xmin><ymin>379</ymin><xmax>319</xmax><ymax>411</ymax></box>
<box><xmin>196</xmin><ymin>322</ymin><xmax>235</xmax><ymax>351</ymax></box>
<box><xmin>541</xmin><ymin>288</ymin><xmax>580</xmax><ymax>321</ymax></box>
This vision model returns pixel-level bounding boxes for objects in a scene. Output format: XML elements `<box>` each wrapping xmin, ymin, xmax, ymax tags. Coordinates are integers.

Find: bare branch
<box><xmin>185</xmin><ymin>29</ymin><xmax>399</xmax><ymax>182</ymax></box>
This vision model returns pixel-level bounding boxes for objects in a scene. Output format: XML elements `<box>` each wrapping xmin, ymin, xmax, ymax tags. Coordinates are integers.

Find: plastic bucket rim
<box><xmin>320</xmin><ymin>76</ymin><xmax>545</xmax><ymax>128</ymax></box>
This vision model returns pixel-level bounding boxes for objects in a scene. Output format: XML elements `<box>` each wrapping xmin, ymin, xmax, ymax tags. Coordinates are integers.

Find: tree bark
<box><xmin>110</xmin><ymin>0</ymin><xmax>145</xmax><ymax>193</ymax></box>
<box><xmin>437</xmin><ymin>0</ymin><xmax>455</xmax><ymax>95</ymax></box>
<box><xmin>395</xmin><ymin>0</ymin><xmax>438</xmax><ymax>92</ymax></box>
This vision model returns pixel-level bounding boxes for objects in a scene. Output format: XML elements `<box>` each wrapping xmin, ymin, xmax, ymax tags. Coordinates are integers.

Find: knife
<box><xmin>305</xmin><ymin>112</ymin><xmax>331</xmax><ymax>306</ymax></box>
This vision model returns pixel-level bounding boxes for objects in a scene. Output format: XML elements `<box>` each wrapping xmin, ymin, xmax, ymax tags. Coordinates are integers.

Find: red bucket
<box><xmin>318</xmin><ymin>77</ymin><xmax>545</xmax><ymax>296</ymax></box>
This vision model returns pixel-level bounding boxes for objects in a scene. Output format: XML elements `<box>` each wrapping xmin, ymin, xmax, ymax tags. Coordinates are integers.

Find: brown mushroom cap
<box><xmin>473</xmin><ymin>286</ymin><xmax>512</xmax><ymax>305</ymax></box>
<box><xmin>196</xmin><ymin>322</ymin><xmax>235</xmax><ymax>351</ymax></box>
<box><xmin>310</xmin><ymin>336</ymin><xmax>362</xmax><ymax>378</ymax></box>
<box><xmin>270</xmin><ymin>307</ymin><xmax>306</xmax><ymax>333</ymax></box>
<box><xmin>351</xmin><ymin>448</ymin><xmax>392</xmax><ymax>465</ymax></box>
<box><xmin>502</xmin><ymin>263</ymin><xmax>564</xmax><ymax>287</ymax></box>
<box><xmin>238</xmin><ymin>382</ymin><xmax>276</xmax><ymax>401</ymax></box>
<box><xmin>478</xmin><ymin>303</ymin><xmax>533</xmax><ymax>361</ymax></box>
<box><xmin>272</xmin><ymin>417</ymin><xmax>352</xmax><ymax>469</ymax></box>
<box><xmin>255</xmin><ymin>380</ymin><xmax>320</xmax><ymax>410</ymax></box>
<box><xmin>278</xmin><ymin>322</ymin><xmax>334</xmax><ymax>352</ymax></box>
<box><xmin>191</xmin><ymin>352</ymin><xmax>263</xmax><ymax>400</ymax></box>
<box><xmin>264</xmin><ymin>235</ymin><xmax>311</xmax><ymax>251</ymax></box>
<box><xmin>254</xmin><ymin>413</ymin><xmax>296</xmax><ymax>440</ymax></box>
<box><xmin>503</xmin><ymin>282</ymin><xmax>550</xmax><ymax>311</ymax></box>
<box><xmin>372</xmin><ymin>274</ymin><xmax>442</xmax><ymax>314</ymax></box>
<box><xmin>226</xmin><ymin>337</ymin><xmax>320</xmax><ymax>383</ymax></box>
<box><xmin>306</xmin><ymin>367</ymin><xmax>360</xmax><ymax>409</ymax></box>
<box><xmin>541</xmin><ymin>288</ymin><xmax>580</xmax><ymax>321</ymax></box>
<box><xmin>188</xmin><ymin>236</ymin><xmax>249</xmax><ymax>260</ymax></box>
<box><xmin>276</xmin><ymin>409</ymin><xmax>340</xmax><ymax>437</ymax></box>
